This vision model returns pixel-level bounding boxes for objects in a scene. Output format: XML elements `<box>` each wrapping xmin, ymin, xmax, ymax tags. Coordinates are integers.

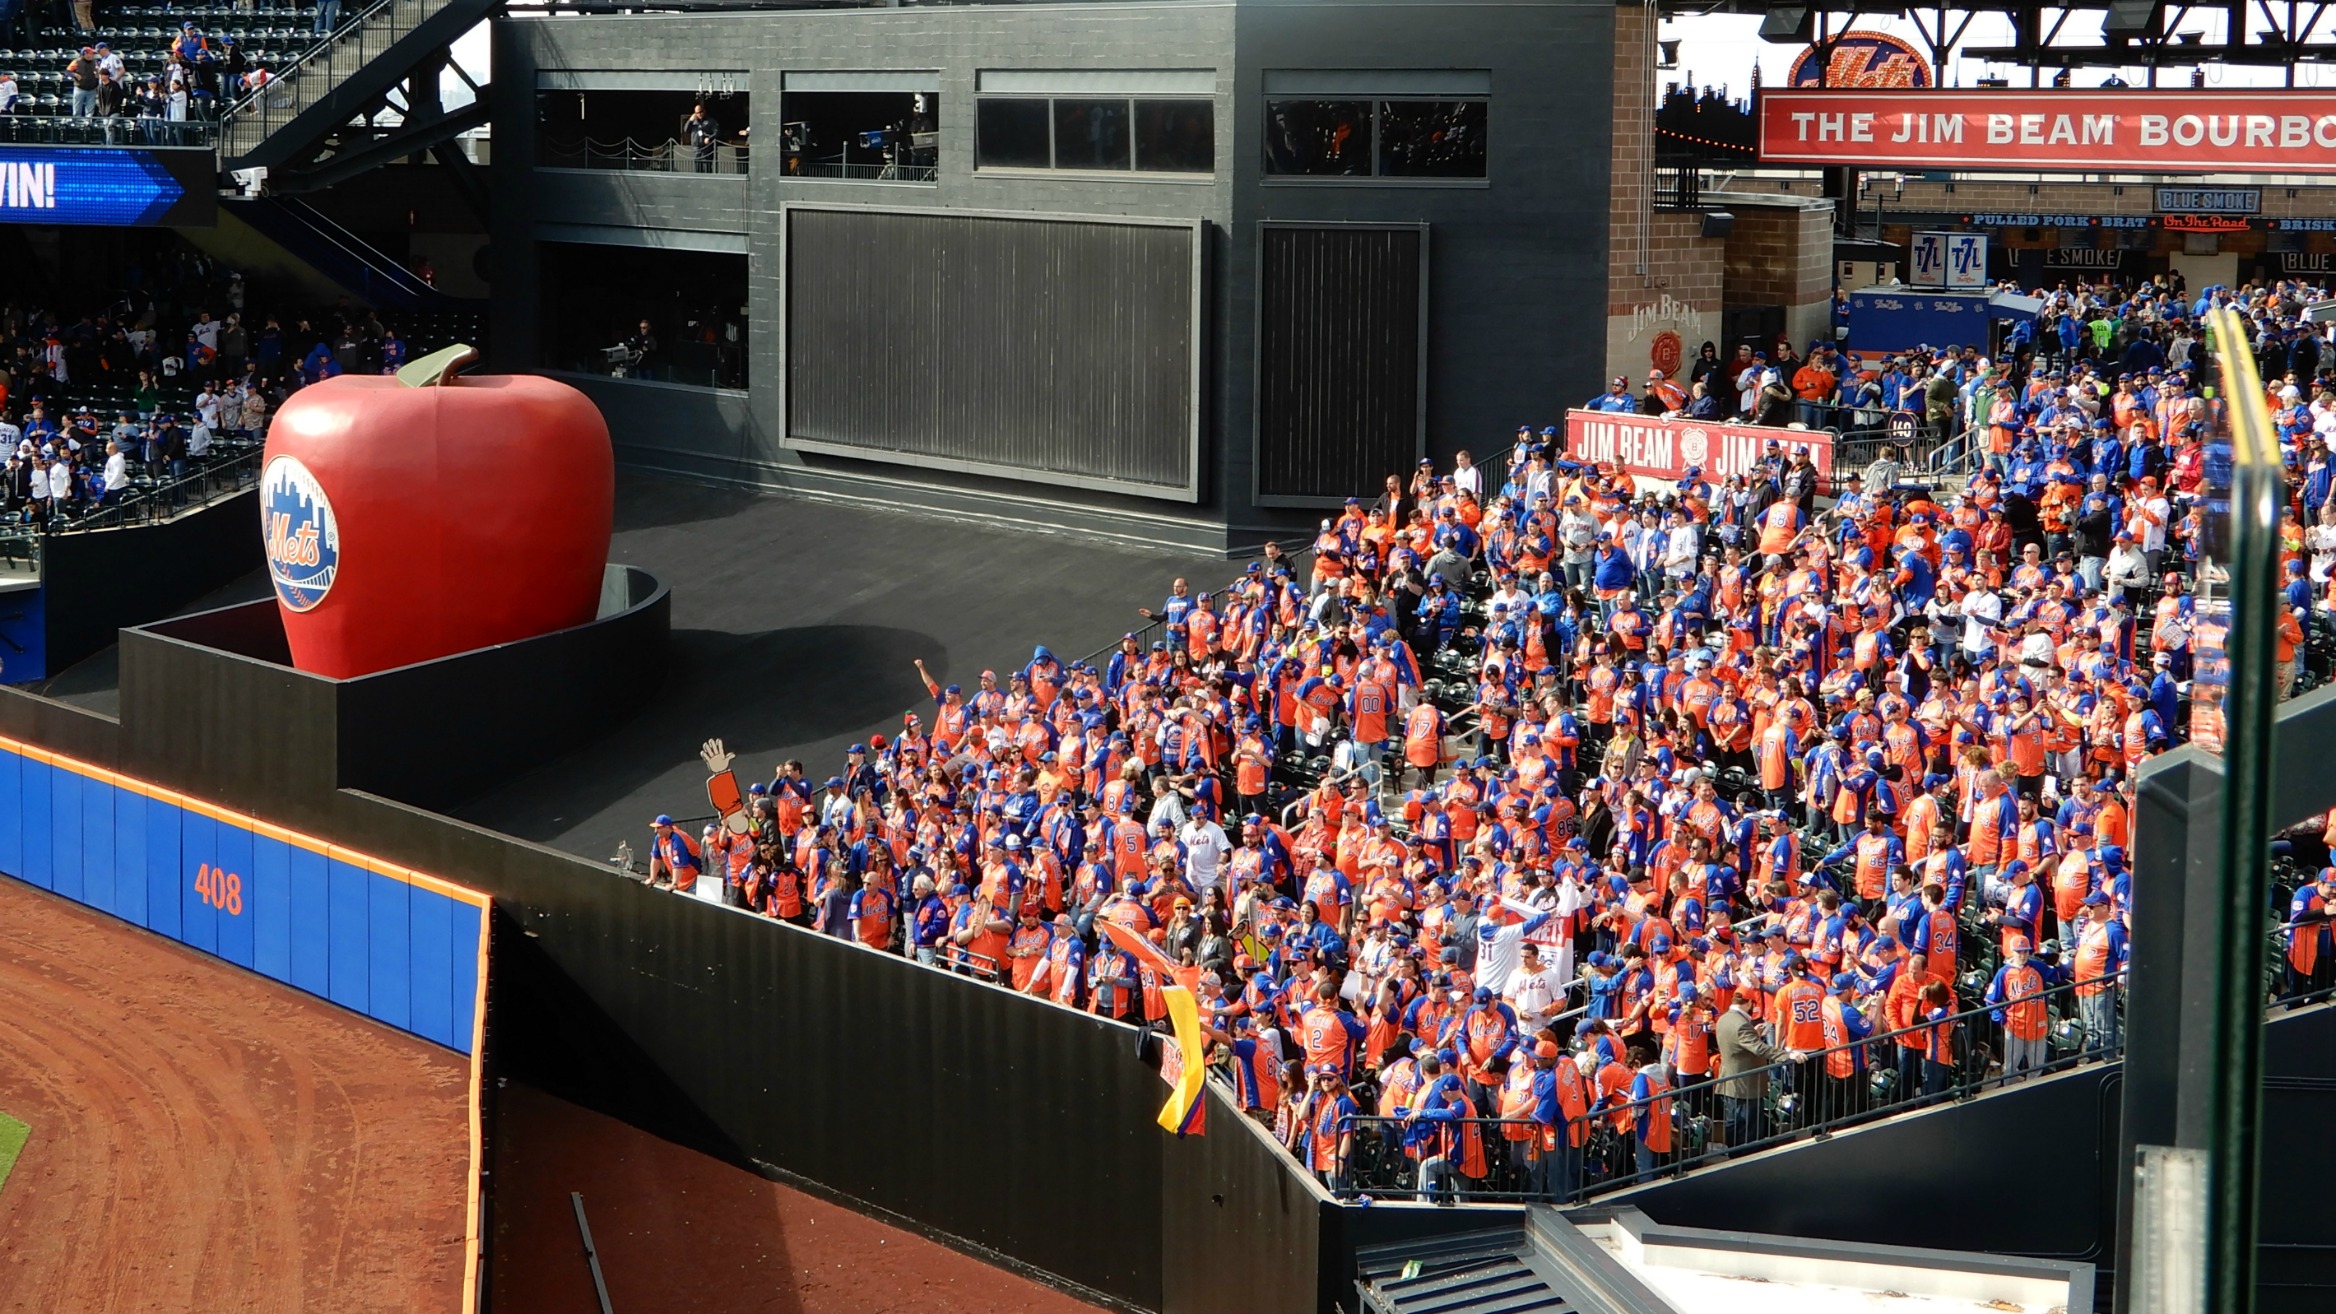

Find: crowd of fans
<box><xmin>635</xmin><ymin>273</ymin><xmax>2334</xmax><ymax>1203</ymax></box>
<box><xmin>1583</xmin><ymin>274</ymin><xmax>2336</xmax><ymax>455</ymax></box>
<box><xmin>0</xmin><ymin>245</ymin><xmax>416</xmax><ymax>524</ymax></box>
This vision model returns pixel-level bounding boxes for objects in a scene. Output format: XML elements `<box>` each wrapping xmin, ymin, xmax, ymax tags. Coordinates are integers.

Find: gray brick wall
<box><xmin>492</xmin><ymin>0</ymin><xmax>1615</xmax><ymax>547</ymax></box>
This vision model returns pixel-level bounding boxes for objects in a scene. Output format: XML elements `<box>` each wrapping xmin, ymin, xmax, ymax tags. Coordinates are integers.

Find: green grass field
<box><xmin>0</xmin><ymin>1112</ymin><xmax>29</xmax><ymax>1196</ymax></box>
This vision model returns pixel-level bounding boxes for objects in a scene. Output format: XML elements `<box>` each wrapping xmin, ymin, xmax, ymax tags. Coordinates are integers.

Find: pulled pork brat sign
<box><xmin>1757</xmin><ymin>89</ymin><xmax>2336</xmax><ymax>173</ymax></box>
<box><xmin>1565</xmin><ymin>410</ymin><xmax>1833</xmax><ymax>483</ymax></box>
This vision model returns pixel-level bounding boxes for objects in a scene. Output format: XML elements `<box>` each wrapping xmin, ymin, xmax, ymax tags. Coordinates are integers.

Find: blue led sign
<box><xmin>0</xmin><ymin>147</ymin><xmax>209</xmax><ymax>227</ymax></box>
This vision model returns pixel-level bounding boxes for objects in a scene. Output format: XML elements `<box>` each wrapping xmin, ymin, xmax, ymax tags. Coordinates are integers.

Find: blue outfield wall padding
<box><xmin>18</xmin><ymin>756</ymin><xmax>50</xmax><ymax>890</ymax></box>
<box><xmin>0</xmin><ymin>742</ymin><xmax>485</xmax><ymax>1055</ymax></box>
<box><xmin>47</xmin><ymin>763</ymin><xmax>79</xmax><ymax>903</ymax></box>
<box><xmin>326</xmin><ymin>857</ymin><xmax>371</xmax><ymax>1015</ymax></box>
<box><xmin>450</xmin><ymin>899</ymin><xmax>482</xmax><ymax>1046</ymax></box>
<box><xmin>80</xmin><ymin>766</ymin><xmax>114</xmax><ymax>916</ymax></box>
<box><xmin>144</xmin><ymin>793</ymin><xmax>181</xmax><ymax>940</ymax></box>
<box><xmin>288</xmin><ymin>843</ymin><xmax>330</xmax><ymax>996</ymax></box>
<box><xmin>179</xmin><ymin>807</ymin><xmax>218</xmax><ymax>956</ymax></box>
<box><xmin>214</xmin><ymin>821</ymin><xmax>256</xmax><ymax>970</ymax></box>
<box><xmin>0</xmin><ymin>747</ymin><xmax>21</xmax><ymax>880</ymax></box>
<box><xmin>367</xmin><ymin>870</ymin><xmax>411</xmax><ymax>1033</ymax></box>
<box><xmin>252</xmin><ymin>833</ymin><xmax>293</xmax><ymax>983</ymax></box>
<box><xmin>408</xmin><ymin>883</ymin><xmax>455</xmax><ymax>1049</ymax></box>
<box><xmin>115</xmin><ymin>788</ymin><xmax>147</xmax><ymax>929</ymax></box>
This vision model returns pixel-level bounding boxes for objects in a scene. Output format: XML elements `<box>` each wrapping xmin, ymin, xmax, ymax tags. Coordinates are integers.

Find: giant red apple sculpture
<box><xmin>262</xmin><ymin>344</ymin><xmax>614</xmax><ymax>679</ymax></box>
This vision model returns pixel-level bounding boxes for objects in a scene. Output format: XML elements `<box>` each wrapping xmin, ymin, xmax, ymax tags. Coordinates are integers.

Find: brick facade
<box><xmin>1606</xmin><ymin>3</ymin><xmax>1725</xmax><ymax>386</ymax></box>
<box><xmin>1607</xmin><ymin>6</ymin><xmax>1837</xmax><ymax>384</ymax></box>
<box><xmin>1724</xmin><ymin>198</ymin><xmax>1836</xmax><ymax>352</ymax></box>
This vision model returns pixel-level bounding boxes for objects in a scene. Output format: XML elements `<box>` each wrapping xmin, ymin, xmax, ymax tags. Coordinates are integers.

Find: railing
<box><xmin>791</xmin><ymin>160</ymin><xmax>938</xmax><ymax>183</ymax></box>
<box><xmin>44</xmin><ymin>445</ymin><xmax>263</xmax><ymax>535</ymax></box>
<box><xmin>1651</xmin><ymin>165</ymin><xmax>1700</xmax><ymax>212</ymax></box>
<box><xmin>218</xmin><ymin>0</ymin><xmax>445</xmax><ymax>157</ymax></box>
<box><xmin>1327</xmin><ymin>975</ymin><xmax>2120</xmax><ymax>1205</ymax></box>
<box><xmin>540</xmin><ymin>138</ymin><xmax>749</xmax><ymax>175</ymax></box>
<box><xmin>0</xmin><ymin>527</ymin><xmax>39</xmax><ymax>573</ymax></box>
<box><xmin>0</xmin><ymin>114</ymin><xmax>218</xmax><ymax>147</ymax></box>
<box><xmin>1926</xmin><ymin>422</ymin><xmax>1989</xmax><ymax>480</ymax></box>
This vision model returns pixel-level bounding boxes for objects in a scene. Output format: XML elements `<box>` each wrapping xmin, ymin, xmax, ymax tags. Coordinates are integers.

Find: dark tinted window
<box><xmin>1051</xmin><ymin>100</ymin><xmax>1131</xmax><ymax>170</ymax></box>
<box><xmin>1134</xmin><ymin>99</ymin><xmax>1213</xmax><ymax>173</ymax></box>
<box><xmin>1378</xmin><ymin>100</ymin><xmax>1487</xmax><ymax>177</ymax></box>
<box><xmin>1263</xmin><ymin>100</ymin><xmax>1372</xmax><ymax>176</ymax></box>
<box><xmin>976</xmin><ymin>98</ymin><xmax>1051</xmax><ymax>168</ymax></box>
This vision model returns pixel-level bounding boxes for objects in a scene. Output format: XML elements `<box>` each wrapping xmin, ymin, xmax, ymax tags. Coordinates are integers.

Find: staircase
<box><xmin>222</xmin><ymin>196</ymin><xmax>475</xmax><ymax>311</ymax></box>
<box><xmin>1353</xmin><ymin>1214</ymin><xmax>1635</xmax><ymax>1314</ymax></box>
<box><xmin>219</xmin><ymin>0</ymin><xmax>499</xmax><ymax>171</ymax></box>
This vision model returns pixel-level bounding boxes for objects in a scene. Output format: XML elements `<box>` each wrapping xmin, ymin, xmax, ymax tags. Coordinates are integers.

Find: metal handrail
<box><xmin>792</xmin><ymin>161</ymin><xmax>937</xmax><ymax>183</ymax></box>
<box><xmin>1927</xmin><ymin>422</ymin><xmax>1988</xmax><ymax>479</ymax></box>
<box><xmin>218</xmin><ymin>0</ymin><xmax>446</xmax><ymax>155</ymax></box>
<box><xmin>43</xmin><ymin>445</ymin><xmax>263</xmax><ymax>534</ymax></box>
<box><xmin>540</xmin><ymin>137</ymin><xmax>750</xmax><ymax>175</ymax></box>
<box><xmin>220</xmin><ymin>0</ymin><xmax>400</xmax><ymax>119</ymax></box>
<box><xmin>1323</xmin><ymin>973</ymin><xmax>2115</xmax><ymax>1204</ymax></box>
<box><xmin>1304</xmin><ymin>974</ymin><xmax>2336</xmax><ymax>1205</ymax></box>
<box><xmin>0</xmin><ymin>114</ymin><xmax>218</xmax><ymax>146</ymax></box>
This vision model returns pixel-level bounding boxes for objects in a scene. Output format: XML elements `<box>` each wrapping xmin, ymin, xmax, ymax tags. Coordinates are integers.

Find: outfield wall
<box><xmin>0</xmin><ymin>736</ymin><xmax>488</xmax><ymax>1055</ymax></box>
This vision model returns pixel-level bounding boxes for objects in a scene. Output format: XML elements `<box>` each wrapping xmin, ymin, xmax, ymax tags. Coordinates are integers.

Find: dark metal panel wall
<box><xmin>39</xmin><ymin>487</ymin><xmax>266</xmax><ymax>676</ymax></box>
<box><xmin>0</xmin><ymin>687</ymin><xmax>121</xmax><ymax>768</ymax></box>
<box><xmin>116</xmin><ymin>629</ymin><xmax>341</xmax><ymax>822</ymax></box>
<box><xmin>785</xmin><ymin>206</ymin><xmax>1198</xmax><ymax>497</ymax></box>
<box><xmin>1253</xmin><ymin>225</ymin><xmax>1426</xmax><ymax>503</ymax></box>
<box><xmin>7</xmin><ymin>612</ymin><xmax>1172</xmax><ymax>1311</ymax></box>
<box><xmin>333</xmin><ymin>569</ymin><xmax>669</xmax><ymax>813</ymax></box>
<box><xmin>1161</xmin><ymin>1085</ymin><xmax>1324</xmax><ymax>1314</ymax></box>
<box><xmin>1618</xmin><ymin>1064</ymin><xmax>2120</xmax><ymax>1262</ymax></box>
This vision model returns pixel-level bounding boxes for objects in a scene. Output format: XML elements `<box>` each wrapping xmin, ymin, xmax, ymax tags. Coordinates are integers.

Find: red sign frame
<box><xmin>1565</xmin><ymin>410</ymin><xmax>1834</xmax><ymax>484</ymax></box>
<box><xmin>1756</xmin><ymin>88</ymin><xmax>2336</xmax><ymax>173</ymax></box>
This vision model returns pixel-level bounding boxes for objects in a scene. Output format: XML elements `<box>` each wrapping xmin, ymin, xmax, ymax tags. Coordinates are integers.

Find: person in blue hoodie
<box><xmin>1591</xmin><ymin>539</ymin><xmax>1635</xmax><ymax>620</ymax></box>
<box><xmin>298</xmin><ymin>338</ymin><xmax>337</xmax><ymax>385</ymax></box>
<box><xmin>2054</xmin><ymin>309</ymin><xmax>2085</xmax><ymax>363</ymax></box>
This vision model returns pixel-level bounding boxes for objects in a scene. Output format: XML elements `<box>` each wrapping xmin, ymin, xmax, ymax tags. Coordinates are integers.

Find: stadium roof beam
<box><xmin>267</xmin><ymin>99</ymin><xmax>492</xmax><ymax>193</ymax></box>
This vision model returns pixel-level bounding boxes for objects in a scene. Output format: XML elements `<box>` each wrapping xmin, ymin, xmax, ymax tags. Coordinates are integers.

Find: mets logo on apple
<box><xmin>262</xmin><ymin>455</ymin><xmax>340</xmax><ymax>612</ymax></box>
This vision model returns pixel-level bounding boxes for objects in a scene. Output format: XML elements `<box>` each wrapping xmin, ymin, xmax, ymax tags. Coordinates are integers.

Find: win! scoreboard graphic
<box><xmin>0</xmin><ymin>146</ymin><xmax>216</xmax><ymax>227</ymax></box>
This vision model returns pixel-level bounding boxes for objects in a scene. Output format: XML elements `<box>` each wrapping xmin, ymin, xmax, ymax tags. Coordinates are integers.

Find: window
<box><xmin>1264</xmin><ymin>97</ymin><xmax>1488</xmax><ymax>180</ymax></box>
<box><xmin>1052</xmin><ymin>100</ymin><xmax>1130</xmax><ymax>170</ymax></box>
<box><xmin>974</xmin><ymin>96</ymin><xmax>1214</xmax><ymax>174</ymax></box>
<box><xmin>976</xmin><ymin>99</ymin><xmax>1051</xmax><ymax>169</ymax></box>
<box><xmin>1262</xmin><ymin>100</ymin><xmax>1372</xmax><ymax>177</ymax></box>
<box><xmin>1377</xmin><ymin>100</ymin><xmax>1487</xmax><ymax>178</ymax></box>
<box><xmin>1135</xmin><ymin>100</ymin><xmax>1215</xmax><ymax>174</ymax></box>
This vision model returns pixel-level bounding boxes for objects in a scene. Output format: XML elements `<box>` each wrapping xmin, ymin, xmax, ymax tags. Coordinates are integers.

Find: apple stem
<box><xmin>397</xmin><ymin>344</ymin><xmax>480</xmax><ymax>388</ymax></box>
